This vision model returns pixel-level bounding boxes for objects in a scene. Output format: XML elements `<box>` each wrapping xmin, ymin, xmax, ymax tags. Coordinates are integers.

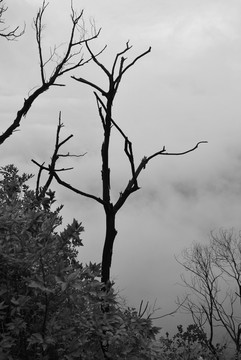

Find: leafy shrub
<box><xmin>0</xmin><ymin>165</ymin><xmax>161</xmax><ymax>359</ymax></box>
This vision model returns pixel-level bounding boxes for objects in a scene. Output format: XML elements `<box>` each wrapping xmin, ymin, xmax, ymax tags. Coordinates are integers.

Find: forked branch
<box><xmin>32</xmin><ymin>113</ymin><xmax>104</xmax><ymax>205</ymax></box>
<box><xmin>113</xmin><ymin>141</ymin><xmax>207</xmax><ymax>213</ymax></box>
<box><xmin>72</xmin><ymin>41</ymin><xmax>151</xmax><ymax>100</ymax></box>
<box><xmin>0</xmin><ymin>0</ymin><xmax>100</xmax><ymax>145</ymax></box>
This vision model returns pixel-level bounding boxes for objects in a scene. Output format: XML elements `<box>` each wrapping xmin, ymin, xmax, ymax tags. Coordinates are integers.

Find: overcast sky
<box><xmin>2</xmin><ymin>0</ymin><xmax>241</xmax><ymax>335</ymax></box>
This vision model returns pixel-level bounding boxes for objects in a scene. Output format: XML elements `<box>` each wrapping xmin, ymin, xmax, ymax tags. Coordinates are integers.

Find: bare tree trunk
<box><xmin>101</xmin><ymin>207</ymin><xmax>117</xmax><ymax>284</ymax></box>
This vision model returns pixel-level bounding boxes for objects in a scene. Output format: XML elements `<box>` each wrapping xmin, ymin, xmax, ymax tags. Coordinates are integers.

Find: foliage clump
<box><xmin>0</xmin><ymin>165</ymin><xmax>161</xmax><ymax>359</ymax></box>
<box><xmin>159</xmin><ymin>324</ymin><xmax>225</xmax><ymax>360</ymax></box>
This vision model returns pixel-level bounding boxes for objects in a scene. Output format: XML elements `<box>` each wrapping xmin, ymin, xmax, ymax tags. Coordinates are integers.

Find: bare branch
<box><xmin>35</xmin><ymin>161</ymin><xmax>45</xmax><ymax>198</ymax></box>
<box><xmin>114</xmin><ymin>46</ymin><xmax>151</xmax><ymax>91</ymax></box>
<box><xmin>114</xmin><ymin>141</ymin><xmax>207</xmax><ymax>213</ymax></box>
<box><xmin>110</xmin><ymin>116</ymin><xmax>138</xmax><ymax>189</ymax></box>
<box><xmin>0</xmin><ymin>24</ymin><xmax>25</xmax><ymax>40</ymax></box>
<box><xmin>138</xmin><ymin>299</ymin><xmax>149</xmax><ymax>318</ymax></box>
<box><xmin>85</xmin><ymin>39</ymin><xmax>111</xmax><ymax>78</ymax></box>
<box><xmin>32</xmin><ymin>113</ymin><xmax>104</xmax><ymax>206</ymax></box>
<box><xmin>94</xmin><ymin>92</ymin><xmax>106</xmax><ymax>128</ymax></box>
<box><xmin>111</xmin><ymin>41</ymin><xmax>132</xmax><ymax>76</ymax></box>
<box><xmin>146</xmin><ymin>141</ymin><xmax>208</xmax><ymax>162</ymax></box>
<box><xmin>71</xmin><ymin>75</ymin><xmax>107</xmax><ymax>96</ymax></box>
<box><xmin>58</xmin><ymin>152</ymin><xmax>87</xmax><ymax>158</ymax></box>
<box><xmin>72</xmin><ymin>27</ymin><xmax>101</xmax><ymax>47</ymax></box>
<box><xmin>41</xmin><ymin>165</ymin><xmax>104</xmax><ymax>204</ymax></box>
<box><xmin>53</xmin><ymin>173</ymin><xmax>103</xmax><ymax>204</ymax></box>
<box><xmin>0</xmin><ymin>0</ymin><xmax>25</xmax><ymax>40</ymax></box>
<box><xmin>71</xmin><ymin>44</ymin><xmax>108</xmax><ymax>95</ymax></box>
<box><xmin>34</xmin><ymin>0</ymin><xmax>48</xmax><ymax>84</ymax></box>
<box><xmin>32</xmin><ymin>159</ymin><xmax>73</xmax><ymax>173</ymax></box>
<box><xmin>1</xmin><ymin>1</ymin><xmax>100</xmax><ymax>145</ymax></box>
<box><xmin>150</xmin><ymin>296</ymin><xmax>188</xmax><ymax>320</ymax></box>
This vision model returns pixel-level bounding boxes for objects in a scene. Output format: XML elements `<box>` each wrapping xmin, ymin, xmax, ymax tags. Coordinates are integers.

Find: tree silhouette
<box><xmin>32</xmin><ymin>39</ymin><xmax>207</xmax><ymax>285</ymax></box>
<box><xmin>177</xmin><ymin>229</ymin><xmax>241</xmax><ymax>359</ymax></box>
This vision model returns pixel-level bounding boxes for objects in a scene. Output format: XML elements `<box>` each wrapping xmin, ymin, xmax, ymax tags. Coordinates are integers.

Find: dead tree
<box><xmin>32</xmin><ymin>40</ymin><xmax>207</xmax><ymax>285</ymax></box>
<box><xmin>176</xmin><ymin>244</ymin><xmax>223</xmax><ymax>359</ymax></box>
<box><xmin>0</xmin><ymin>0</ymin><xmax>100</xmax><ymax>145</ymax></box>
<box><xmin>177</xmin><ymin>231</ymin><xmax>241</xmax><ymax>358</ymax></box>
